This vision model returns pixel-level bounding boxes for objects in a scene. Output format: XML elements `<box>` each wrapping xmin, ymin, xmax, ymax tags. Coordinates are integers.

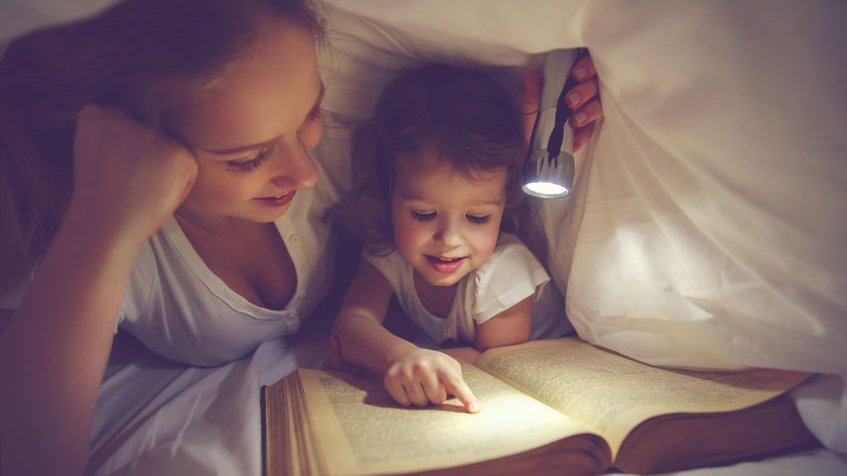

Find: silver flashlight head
<box><xmin>522</xmin><ymin>106</ymin><xmax>576</xmax><ymax>198</ymax></box>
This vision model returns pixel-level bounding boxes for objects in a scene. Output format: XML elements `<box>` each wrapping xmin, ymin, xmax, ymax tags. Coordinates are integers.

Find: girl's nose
<box><xmin>435</xmin><ymin>217</ymin><xmax>462</xmax><ymax>246</ymax></box>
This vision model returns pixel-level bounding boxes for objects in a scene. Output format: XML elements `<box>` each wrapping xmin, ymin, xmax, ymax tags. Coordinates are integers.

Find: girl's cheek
<box><xmin>480</xmin><ymin>223</ymin><xmax>501</xmax><ymax>253</ymax></box>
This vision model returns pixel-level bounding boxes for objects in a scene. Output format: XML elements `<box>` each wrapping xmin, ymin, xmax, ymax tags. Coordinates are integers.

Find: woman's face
<box><xmin>169</xmin><ymin>20</ymin><xmax>324</xmax><ymax>228</ymax></box>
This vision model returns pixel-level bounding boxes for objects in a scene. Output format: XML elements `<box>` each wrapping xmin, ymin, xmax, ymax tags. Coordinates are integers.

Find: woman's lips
<box><xmin>255</xmin><ymin>190</ymin><xmax>296</xmax><ymax>207</ymax></box>
<box><xmin>425</xmin><ymin>255</ymin><xmax>467</xmax><ymax>274</ymax></box>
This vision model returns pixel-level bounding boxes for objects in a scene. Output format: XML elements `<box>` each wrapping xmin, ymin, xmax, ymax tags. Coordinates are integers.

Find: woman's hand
<box><xmin>70</xmin><ymin>105</ymin><xmax>198</xmax><ymax>243</ymax></box>
<box><xmin>521</xmin><ymin>50</ymin><xmax>604</xmax><ymax>151</ymax></box>
<box><xmin>566</xmin><ymin>53</ymin><xmax>602</xmax><ymax>150</ymax></box>
<box><xmin>384</xmin><ymin>348</ymin><xmax>480</xmax><ymax>413</ymax></box>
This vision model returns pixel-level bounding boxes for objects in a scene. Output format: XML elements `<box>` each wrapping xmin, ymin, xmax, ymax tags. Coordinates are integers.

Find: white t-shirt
<box><xmin>365</xmin><ymin>233</ymin><xmax>569</xmax><ymax>346</ymax></box>
<box><xmin>2</xmin><ymin>162</ymin><xmax>338</xmax><ymax>367</ymax></box>
<box><xmin>119</xmin><ymin>180</ymin><xmax>337</xmax><ymax>366</ymax></box>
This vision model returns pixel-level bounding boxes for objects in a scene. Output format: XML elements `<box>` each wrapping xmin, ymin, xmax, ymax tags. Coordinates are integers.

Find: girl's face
<box><xmin>169</xmin><ymin>20</ymin><xmax>323</xmax><ymax>228</ymax></box>
<box><xmin>390</xmin><ymin>150</ymin><xmax>507</xmax><ymax>287</ymax></box>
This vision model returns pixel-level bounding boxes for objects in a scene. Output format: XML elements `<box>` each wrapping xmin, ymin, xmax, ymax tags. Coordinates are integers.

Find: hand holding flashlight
<box><xmin>522</xmin><ymin>49</ymin><xmax>601</xmax><ymax>199</ymax></box>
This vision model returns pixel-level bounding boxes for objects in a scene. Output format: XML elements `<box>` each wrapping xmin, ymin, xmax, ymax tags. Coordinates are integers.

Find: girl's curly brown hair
<box><xmin>338</xmin><ymin>64</ymin><xmax>528</xmax><ymax>255</ymax></box>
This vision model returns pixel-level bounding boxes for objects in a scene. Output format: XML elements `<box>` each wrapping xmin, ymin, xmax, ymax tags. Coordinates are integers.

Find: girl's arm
<box><xmin>440</xmin><ymin>346</ymin><xmax>482</xmax><ymax>365</ymax></box>
<box><xmin>0</xmin><ymin>106</ymin><xmax>197</xmax><ymax>476</ymax></box>
<box><xmin>474</xmin><ymin>296</ymin><xmax>533</xmax><ymax>352</ymax></box>
<box><xmin>438</xmin><ymin>296</ymin><xmax>534</xmax><ymax>365</ymax></box>
<box><xmin>332</xmin><ymin>259</ymin><xmax>480</xmax><ymax>412</ymax></box>
<box><xmin>331</xmin><ymin>259</ymin><xmax>408</xmax><ymax>373</ymax></box>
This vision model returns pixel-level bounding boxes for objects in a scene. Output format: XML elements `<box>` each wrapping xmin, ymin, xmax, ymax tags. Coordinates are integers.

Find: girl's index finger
<box><xmin>443</xmin><ymin>375</ymin><xmax>481</xmax><ymax>413</ymax></box>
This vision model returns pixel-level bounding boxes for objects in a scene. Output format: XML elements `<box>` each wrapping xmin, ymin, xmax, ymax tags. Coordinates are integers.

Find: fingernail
<box><xmin>575</xmin><ymin>112</ymin><xmax>587</xmax><ymax>125</ymax></box>
<box><xmin>468</xmin><ymin>401</ymin><xmax>480</xmax><ymax>413</ymax></box>
<box><xmin>568</xmin><ymin>93</ymin><xmax>581</xmax><ymax>108</ymax></box>
<box><xmin>574</xmin><ymin>67</ymin><xmax>587</xmax><ymax>80</ymax></box>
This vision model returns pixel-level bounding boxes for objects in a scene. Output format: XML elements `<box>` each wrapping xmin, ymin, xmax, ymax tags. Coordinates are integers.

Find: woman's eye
<box><xmin>411</xmin><ymin>210</ymin><xmax>436</xmax><ymax>222</ymax></box>
<box><xmin>466</xmin><ymin>214</ymin><xmax>490</xmax><ymax>225</ymax></box>
<box><xmin>307</xmin><ymin>107</ymin><xmax>322</xmax><ymax>122</ymax></box>
<box><xmin>226</xmin><ymin>147</ymin><xmax>273</xmax><ymax>173</ymax></box>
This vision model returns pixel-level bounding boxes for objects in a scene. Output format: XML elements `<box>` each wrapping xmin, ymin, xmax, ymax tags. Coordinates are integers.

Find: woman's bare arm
<box><xmin>0</xmin><ymin>217</ymin><xmax>145</xmax><ymax>475</ymax></box>
<box><xmin>0</xmin><ymin>106</ymin><xmax>197</xmax><ymax>476</ymax></box>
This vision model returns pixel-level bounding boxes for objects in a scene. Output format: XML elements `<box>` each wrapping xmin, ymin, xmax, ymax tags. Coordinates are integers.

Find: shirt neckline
<box><xmin>160</xmin><ymin>215</ymin><xmax>303</xmax><ymax>320</ymax></box>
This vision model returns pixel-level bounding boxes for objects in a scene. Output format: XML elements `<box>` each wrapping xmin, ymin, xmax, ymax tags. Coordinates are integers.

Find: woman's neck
<box><xmin>174</xmin><ymin>207</ymin><xmax>252</xmax><ymax>236</ymax></box>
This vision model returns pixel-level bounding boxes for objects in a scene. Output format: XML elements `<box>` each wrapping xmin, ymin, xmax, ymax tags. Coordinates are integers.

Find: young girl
<box><xmin>0</xmin><ymin>1</ymin><xmax>332</xmax><ymax>473</ymax></box>
<box><xmin>331</xmin><ymin>65</ymin><xmax>572</xmax><ymax>413</ymax></box>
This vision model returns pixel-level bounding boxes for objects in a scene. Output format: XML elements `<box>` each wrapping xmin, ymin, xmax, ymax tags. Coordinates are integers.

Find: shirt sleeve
<box><xmin>116</xmin><ymin>241</ymin><xmax>157</xmax><ymax>333</ymax></box>
<box><xmin>472</xmin><ymin>236</ymin><xmax>550</xmax><ymax>324</ymax></box>
<box><xmin>361</xmin><ymin>248</ymin><xmax>403</xmax><ymax>293</ymax></box>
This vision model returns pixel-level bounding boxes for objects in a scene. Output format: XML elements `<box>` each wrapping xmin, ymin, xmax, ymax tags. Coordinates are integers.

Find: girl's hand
<box><xmin>384</xmin><ymin>348</ymin><xmax>480</xmax><ymax>413</ymax></box>
<box><xmin>521</xmin><ymin>50</ymin><xmax>604</xmax><ymax>151</ymax></box>
<box><xmin>70</xmin><ymin>105</ymin><xmax>198</xmax><ymax>242</ymax></box>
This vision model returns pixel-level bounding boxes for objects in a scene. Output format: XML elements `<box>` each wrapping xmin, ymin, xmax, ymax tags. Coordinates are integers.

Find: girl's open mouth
<box><xmin>425</xmin><ymin>255</ymin><xmax>467</xmax><ymax>274</ymax></box>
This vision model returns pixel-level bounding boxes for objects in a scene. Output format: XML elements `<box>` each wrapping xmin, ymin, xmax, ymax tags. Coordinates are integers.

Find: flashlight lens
<box><xmin>522</xmin><ymin>181</ymin><xmax>570</xmax><ymax>198</ymax></box>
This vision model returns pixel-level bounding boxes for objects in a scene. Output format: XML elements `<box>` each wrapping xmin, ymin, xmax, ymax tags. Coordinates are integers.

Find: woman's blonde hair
<box><xmin>0</xmin><ymin>0</ymin><xmax>323</xmax><ymax>292</ymax></box>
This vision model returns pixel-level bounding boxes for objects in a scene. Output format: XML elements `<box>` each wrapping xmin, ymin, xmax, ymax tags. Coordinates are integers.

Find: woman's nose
<box><xmin>271</xmin><ymin>143</ymin><xmax>319</xmax><ymax>190</ymax></box>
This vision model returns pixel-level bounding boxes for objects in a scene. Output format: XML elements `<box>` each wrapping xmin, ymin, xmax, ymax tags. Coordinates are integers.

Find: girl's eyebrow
<box><xmin>400</xmin><ymin>193</ymin><xmax>504</xmax><ymax>207</ymax></box>
<box><xmin>474</xmin><ymin>197</ymin><xmax>505</xmax><ymax>206</ymax></box>
<box><xmin>193</xmin><ymin>82</ymin><xmax>326</xmax><ymax>156</ymax></box>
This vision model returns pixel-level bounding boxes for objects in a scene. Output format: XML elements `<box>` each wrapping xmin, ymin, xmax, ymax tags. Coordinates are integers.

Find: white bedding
<box><xmin>87</xmin><ymin>331</ymin><xmax>847</xmax><ymax>476</ymax></box>
<box><xmin>2</xmin><ymin>0</ymin><xmax>846</xmax><ymax>474</ymax></box>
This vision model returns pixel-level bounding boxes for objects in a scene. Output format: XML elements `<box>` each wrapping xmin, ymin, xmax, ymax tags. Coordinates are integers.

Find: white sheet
<box><xmin>2</xmin><ymin>0</ymin><xmax>846</xmax><ymax>474</ymax></box>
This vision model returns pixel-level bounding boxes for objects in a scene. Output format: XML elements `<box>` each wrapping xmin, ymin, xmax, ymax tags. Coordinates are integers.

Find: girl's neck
<box><xmin>413</xmin><ymin>271</ymin><xmax>457</xmax><ymax>318</ymax></box>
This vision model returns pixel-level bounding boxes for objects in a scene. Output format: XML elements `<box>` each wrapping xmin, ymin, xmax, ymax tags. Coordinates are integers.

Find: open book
<box><xmin>262</xmin><ymin>338</ymin><xmax>819</xmax><ymax>475</ymax></box>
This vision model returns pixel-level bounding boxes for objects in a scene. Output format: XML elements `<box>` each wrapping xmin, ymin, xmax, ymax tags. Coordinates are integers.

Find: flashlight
<box><xmin>522</xmin><ymin>48</ymin><xmax>585</xmax><ymax>199</ymax></box>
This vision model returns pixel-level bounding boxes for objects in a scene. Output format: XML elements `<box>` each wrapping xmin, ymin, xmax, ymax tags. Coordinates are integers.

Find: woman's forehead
<box><xmin>170</xmin><ymin>21</ymin><xmax>321</xmax><ymax>150</ymax></box>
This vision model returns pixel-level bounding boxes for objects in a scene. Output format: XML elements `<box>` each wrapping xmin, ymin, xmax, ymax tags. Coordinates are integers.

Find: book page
<box><xmin>477</xmin><ymin>338</ymin><xmax>810</xmax><ymax>457</ymax></box>
<box><xmin>299</xmin><ymin>364</ymin><xmax>598</xmax><ymax>475</ymax></box>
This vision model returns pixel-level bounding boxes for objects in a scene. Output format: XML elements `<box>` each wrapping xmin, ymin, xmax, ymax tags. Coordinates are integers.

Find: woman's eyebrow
<box><xmin>305</xmin><ymin>81</ymin><xmax>326</xmax><ymax>121</ymax></box>
<box><xmin>194</xmin><ymin>81</ymin><xmax>326</xmax><ymax>156</ymax></box>
<box><xmin>199</xmin><ymin>138</ymin><xmax>279</xmax><ymax>156</ymax></box>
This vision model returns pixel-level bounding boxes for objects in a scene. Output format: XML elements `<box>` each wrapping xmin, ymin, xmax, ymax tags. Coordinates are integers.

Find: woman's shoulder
<box><xmin>0</xmin><ymin>261</ymin><xmax>37</xmax><ymax>310</ymax></box>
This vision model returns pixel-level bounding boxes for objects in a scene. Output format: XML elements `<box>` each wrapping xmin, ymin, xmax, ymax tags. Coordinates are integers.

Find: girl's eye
<box><xmin>411</xmin><ymin>210</ymin><xmax>436</xmax><ymax>222</ymax></box>
<box><xmin>466</xmin><ymin>214</ymin><xmax>490</xmax><ymax>225</ymax></box>
<box><xmin>226</xmin><ymin>146</ymin><xmax>273</xmax><ymax>173</ymax></box>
